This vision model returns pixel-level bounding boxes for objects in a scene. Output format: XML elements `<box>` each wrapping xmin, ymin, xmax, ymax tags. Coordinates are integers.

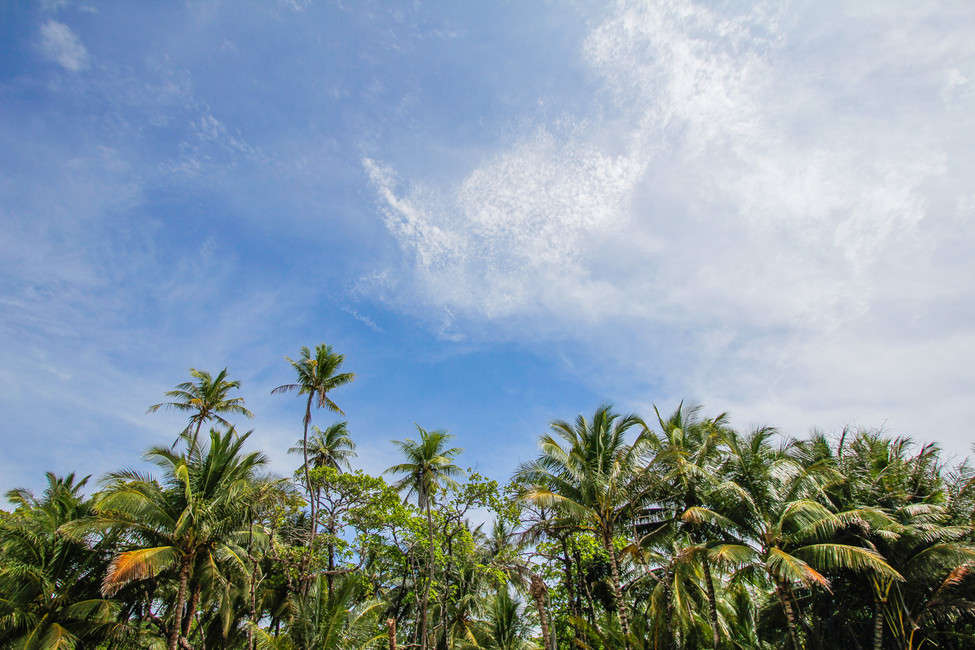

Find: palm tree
<box><xmin>288</xmin><ymin>421</ymin><xmax>357</xmax><ymax>597</ymax></box>
<box><xmin>825</xmin><ymin>430</ymin><xmax>975</xmax><ymax>650</ymax></box>
<box><xmin>385</xmin><ymin>425</ymin><xmax>465</xmax><ymax>650</ymax></box>
<box><xmin>649</xmin><ymin>403</ymin><xmax>727</xmax><ymax>648</ymax></box>
<box><xmin>273</xmin><ymin>345</ymin><xmax>355</xmax><ymax>561</ymax></box>
<box><xmin>249</xmin><ymin>574</ymin><xmax>383</xmax><ymax>650</ymax></box>
<box><xmin>288</xmin><ymin>422</ymin><xmax>357</xmax><ymax>473</ymax></box>
<box><xmin>465</xmin><ymin>587</ymin><xmax>538</xmax><ymax>650</ymax></box>
<box><xmin>514</xmin><ymin>404</ymin><xmax>652</xmax><ymax>647</ymax></box>
<box><xmin>701</xmin><ymin>427</ymin><xmax>902</xmax><ymax>649</ymax></box>
<box><xmin>0</xmin><ymin>473</ymin><xmax>121</xmax><ymax>649</ymax></box>
<box><xmin>70</xmin><ymin>428</ymin><xmax>269</xmax><ymax>650</ymax></box>
<box><xmin>147</xmin><ymin>368</ymin><xmax>253</xmax><ymax>447</ymax></box>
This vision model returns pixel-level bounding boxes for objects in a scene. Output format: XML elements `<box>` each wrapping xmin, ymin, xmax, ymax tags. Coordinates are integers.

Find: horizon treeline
<box><xmin>2</xmin><ymin>343</ymin><xmax>975</xmax><ymax>649</ymax></box>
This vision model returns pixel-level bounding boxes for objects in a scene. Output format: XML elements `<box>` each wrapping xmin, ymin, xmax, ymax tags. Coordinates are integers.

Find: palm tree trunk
<box><xmin>182</xmin><ymin>583</ymin><xmax>201</xmax><ymax>640</ymax></box>
<box><xmin>388</xmin><ymin>618</ymin><xmax>398</xmax><ymax>650</ymax></box>
<box><xmin>192</xmin><ymin>418</ymin><xmax>204</xmax><ymax>450</ymax></box>
<box><xmin>662</xmin><ymin>570</ymin><xmax>674</xmax><ymax>650</ymax></box>
<box><xmin>873</xmin><ymin>597</ymin><xmax>885</xmax><ymax>650</ymax></box>
<box><xmin>170</xmin><ymin>552</ymin><xmax>192</xmax><ymax>650</ymax></box>
<box><xmin>702</xmin><ymin>555</ymin><xmax>721</xmax><ymax>648</ymax></box>
<box><xmin>603</xmin><ymin>532</ymin><xmax>632</xmax><ymax>650</ymax></box>
<box><xmin>302</xmin><ymin>393</ymin><xmax>315</xmax><ymax>587</ymax></box>
<box><xmin>421</xmin><ymin>501</ymin><xmax>434</xmax><ymax>650</ymax></box>
<box><xmin>775</xmin><ymin>581</ymin><xmax>802</xmax><ymax>650</ymax></box>
<box><xmin>530</xmin><ymin>574</ymin><xmax>553</xmax><ymax>650</ymax></box>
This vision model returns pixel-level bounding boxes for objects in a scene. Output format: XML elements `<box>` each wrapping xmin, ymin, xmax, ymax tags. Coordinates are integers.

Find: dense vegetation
<box><xmin>2</xmin><ymin>343</ymin><xmax>974</xmax><ymax>649</ymax></box>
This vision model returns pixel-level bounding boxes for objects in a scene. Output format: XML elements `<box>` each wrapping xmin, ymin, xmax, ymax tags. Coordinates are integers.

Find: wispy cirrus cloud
<box><xmin>39</xmin><ymin>21</ymin><xmax>89</xmax><ymax>72</ymax></box>
<box><xmin>365</xmin><ymin>0</ymin><xmax>975</xmax><ymax>451</ymax></box>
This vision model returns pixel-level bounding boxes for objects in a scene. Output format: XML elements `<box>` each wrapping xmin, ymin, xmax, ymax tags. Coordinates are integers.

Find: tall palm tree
<box><xmin>288</xmin><ymin>421</ymin><xmax>357</xmax><ymax>597</ymax></box>
<box><xmin>514</xmin><ymin>404</ymin><xmax>652</xmax><ymax>647</ymax></box>
<box><xmin>147</xmin><ymin>368</ymin><xmax>253</xmax><ymax>447</ymax></box>
<box><xmin>70</xmin><ymin>428</ymin><xmax>268</xmax><ymax>650</ymax></box>
<box><xmin>385</xmin><ymin>425</ymin><xmax>465</xmax><ymax>650</ymax></box>
<box><xmin>272</xmin><ymin>345</ymin><xmax>355</xmax><ymax>564</ymax></box>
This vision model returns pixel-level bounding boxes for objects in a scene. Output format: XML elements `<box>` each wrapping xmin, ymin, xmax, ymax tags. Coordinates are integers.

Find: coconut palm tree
<box><xmin>249</xmin><ymin>574</ymin><xmax>382</xmax><ymax>650</ymax></box>
<box><xmin>71</xmin><ymin>428</ymin><xmax>268</xmax><ymax>650</ymax></box>
<box><xmin>514</xmin><ymin>404</ymin><xmax>653</xmax><ymax>648</ymax></box>
<box><xmin>289</xmin><ymin>422</ymin><xmax>357</xmax><ymax>598</ymax></box>
<box><xmin>385</xmin><ymin>425</ymin><xmax>465</xmax><ymax>650</ymax></box>
<box><xmin>273</xmin><ymin>345</ymin><xmax>355</xmax><ymax>561</ymax></box>
<box><xmin>701</xmin><ymin>427</ymin><xmax>902</xmax><ymax>649</ymax></box>
<box><xmin>147</xmin><ymin>368</ymin><xmax>253</xmax><ymax>448</ymax></box>
<box><xmin>0</xmin><ymin>473</ymin><xmax>121</xmax><ymax>649</ymax></box>
<box><xmin>288</xmin><ymin>422</ymin><xmax>357</xmax><ymax>473</ymax></box>
<box><xmin>825</xmin><ymin>430</ymin><xmax>975</xmax><ymax>650</ymax></box>
<box><xmin>649</xmin><ymin>403</ymin><xmax>728</xmax><ymax>648</ymax></box>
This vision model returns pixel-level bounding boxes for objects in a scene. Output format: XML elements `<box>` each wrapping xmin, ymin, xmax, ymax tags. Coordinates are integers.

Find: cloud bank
<box><xmin>365</xmin><ymin>0</ymin><xmax>975</xmax><ymax>450</ymax></box>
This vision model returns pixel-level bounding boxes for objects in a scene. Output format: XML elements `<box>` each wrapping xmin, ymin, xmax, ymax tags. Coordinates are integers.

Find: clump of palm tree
<box><xmin>515</xmin><ymin>404</ymin><xmax>652</xmax><ymax>647</ymax></box>
<box><xmin>0</xmin><ymin>473</ymin><xmax>121</xmax><ymax>649</ymax></box>
<box><xmin>70</xmin><ymin>428</ymin><xmax>268</xmax><ymax>650</ymax></box>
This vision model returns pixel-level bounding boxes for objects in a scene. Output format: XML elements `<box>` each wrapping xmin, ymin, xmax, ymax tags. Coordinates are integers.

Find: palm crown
<box><xmin>147</xmin><ymin>367</ymin><xmax>253</xmax><ymax>445</ymax></box>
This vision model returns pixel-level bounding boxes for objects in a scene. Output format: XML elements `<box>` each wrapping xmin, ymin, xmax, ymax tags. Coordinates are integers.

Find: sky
<box><xmin>2</xmin><ymin>0</ymin><xmax>975</xmax><ymax>496</ymax></box>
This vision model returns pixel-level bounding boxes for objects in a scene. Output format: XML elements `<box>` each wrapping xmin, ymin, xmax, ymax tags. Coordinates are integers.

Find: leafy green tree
<box><xmin>147</xmin><ymin>367</ymin><xmax>254</xmax><ymax>448</ymax></box>
<box><xmin>290</xmin><ymin>422</ymin><xmax>358</xmax><ymax>596</ymax></box>
<box><xmin>273</xmin><ymin>345</ymin><xmax>355</xmax><ymax>565</ymax></box>
<box><xmin>386</xmin><ymin>425</ymin><xmax>465</xmax><ymax>650</ymax></box>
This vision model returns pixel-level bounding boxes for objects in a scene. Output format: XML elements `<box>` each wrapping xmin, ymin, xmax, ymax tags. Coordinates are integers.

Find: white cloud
<box><xmin>40</xmin><ymin>21</ymin><xmax>89</xmax><ymax>72</ymax></box>
<box><xmin>365</xmin><ymin>0</ymin><xmax>975</xmax><ymax>450</ymax></box>
<box><xmin>364</xmin><ymin>125</ymin><xmax>644</xmax><ymax>321</ymax></box>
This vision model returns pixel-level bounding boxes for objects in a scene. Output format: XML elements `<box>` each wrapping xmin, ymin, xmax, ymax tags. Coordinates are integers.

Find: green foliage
<box><xmin>5</xmin><ymin>351</ymin><xmax>975</xmax><ymax>649</ymax></box>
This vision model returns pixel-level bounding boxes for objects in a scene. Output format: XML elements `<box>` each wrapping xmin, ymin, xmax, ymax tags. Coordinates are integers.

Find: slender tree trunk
<box><xmin>182</xmin><ymin>583</ymin><xmax>200</xmax><ymax>640</ymax></box>
<box><xmin>421</xmin><ymin>501</ymin><xmax>435</xmax><ymax>650</ymax></box>
<box><xmin>530</xmin><ymin>574</ymin><xmax>553</xmax><ymax>650</ymax></box>
<box><xmin>873</xmin><ymin>597</ymin><xmax>886</xmax><ymax>650</ymax></box>
<box><xmin>702</xmin><ymin>555</ymin><xmax>721</xmax><ymax>648</ymax></box>
<box><xmin>327</xmin><ymin>518</ymin><xmax>336</xmax><ymax>598</ymax></box>
<box><xmin>388</xmin><ymin>618</ymin><xmax>398</xmax><ymax>650</ymax></box>
<box><xmin>603</xmin><ymin>531</ymin><xmax>632</xmax><ymax>650</ymax></box>
<box><xmin>561</xmin><ymin>539</ymin><xmax>582</xmax><ymax>645</ymax></box>
<box><xmin>302</xmin><ymin>393</ymin><xmax>315</xmax><ymax>588</ymax></box>
<box><xmin>192</xmin><ymin>419</ymin><xmax>204</xmax><ymax>449</ymax></box>
<box><xmin>775</xmin><ymin>581</ymin><xmax>802</xmax><ymax>650</ymax></box>
<box><xmin>247</xmin><ymin>516</ymin><xmax>259</xmax><ymax>650</ymax></box>
<box><xmin>170</xmin><ymin>552</ymin><xmax>192</xmax><ymax>650</ymax></box>
<box><xmin>657</xmin><ymin>572</ymin><xmax>673</xmax><ymax>650</ymax></box>
<box><xmin>664</xmin><ymin>571</ymin><xmax>675</xmax><ymax>650</ymax></box>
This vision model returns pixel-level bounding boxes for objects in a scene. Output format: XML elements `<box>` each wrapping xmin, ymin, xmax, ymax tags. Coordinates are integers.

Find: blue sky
<box><xmin>2</xmin><ymin>0</ymin><xmax>975</xmax><ymax>495</ymax></box>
